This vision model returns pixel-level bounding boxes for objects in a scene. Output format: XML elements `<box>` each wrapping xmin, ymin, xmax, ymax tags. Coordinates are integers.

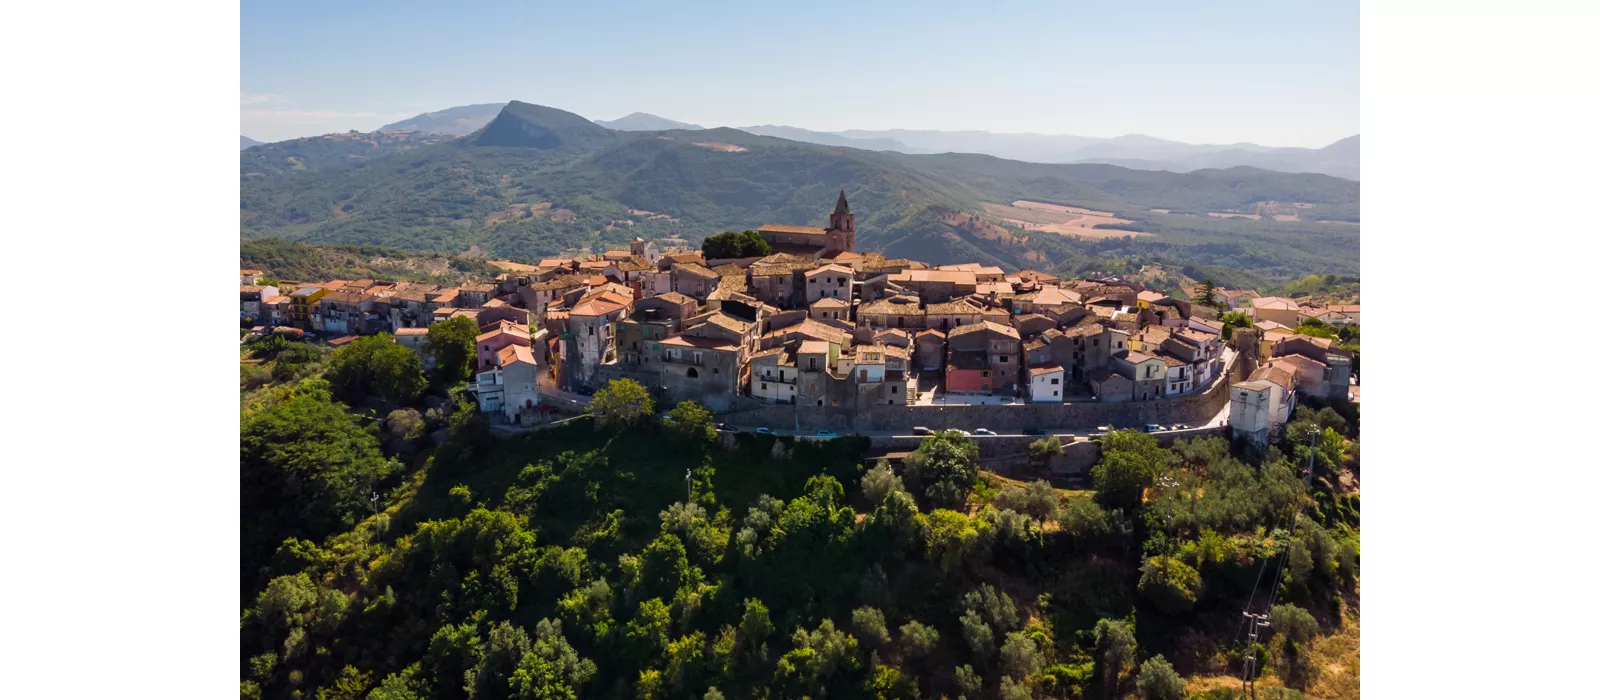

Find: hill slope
<box><xmin>379</xmin><ymin>103</ymin><xmax>508</xmax><ymax>136</ymax></box>
<box><xmin>241</xmin><ymin>135</ymin><xmax>263</xmax><ymax>150</ymax></box>
<box><xmin>596</xmin><ymin>112</ymin><xmax>704</xmax><ymax>131</ymax></box>
<box><xmin>241</xmin><ymin>102</ymin><xmax>1358</xmax><ymax>280</ymax></box>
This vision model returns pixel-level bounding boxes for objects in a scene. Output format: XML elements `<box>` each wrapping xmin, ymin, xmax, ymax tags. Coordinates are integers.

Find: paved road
<box><xmin>721</xmin><ymin>399</ymin><xmax>1232</xmax><ymax>441</ymax></box>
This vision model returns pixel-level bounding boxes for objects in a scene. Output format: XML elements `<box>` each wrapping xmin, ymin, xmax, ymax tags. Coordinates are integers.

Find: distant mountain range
<box><xmin>595</xmin><ymin>112</ymin><xmax>704</xmax><ymax>131</ymax></box>
<box><xmin>361</xmin><ymin>104</ymin><xmax>1358</xmax><ymax>179</ymax></box>
<box><xmin>241</xmin><ymin>136</ymin><xmax>263</xmax><ymax>150</ymax></box>
<box><xmin>242</xmin><ymin>100</ymin><xmax>1358</xmax><ymax>284</ymax></box>
<box><xmin>379</xmin><ymin>103</ymin><xmax>508</xmax><ymax>136</ymax></box>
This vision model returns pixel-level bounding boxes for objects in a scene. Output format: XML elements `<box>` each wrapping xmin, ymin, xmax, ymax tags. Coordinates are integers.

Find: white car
<box><xmin>973</xmin><ymin>428</ymin><xmax>997</xmax><ymax>436</ymax></box>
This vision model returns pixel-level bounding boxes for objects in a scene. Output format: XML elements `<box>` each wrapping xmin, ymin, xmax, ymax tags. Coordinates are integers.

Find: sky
<box><xmin>242</xmin><ymin>0</ymin><xmax>1358</xmax><ymax>147</ymax></box>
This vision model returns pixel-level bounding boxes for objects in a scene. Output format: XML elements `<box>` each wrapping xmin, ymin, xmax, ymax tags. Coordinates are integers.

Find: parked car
<box><xmin>912</xmin><ymin>426</ymin><xmax>933</xmax><ymax>435</ymax></box>
<box><xmin>973</xmin><ymin>428</ymin><xmax>997</xmax><ymax>436</ymax></box>
<box><xmin>952</xmin><ymin>429</ymin><xmax>973</xmax><ymax>438</ymax></box>
<box><xmin>1022</xmin><ymin>428</ymin><xmax>1046</xmax><ymax>436</ymax></box>
<box><xmin>1143</xmin><ymin>424</ymin><xmax>1163</xmax><ymax>433</ymax></box>
<box><xmin>755</xmin><ymin>427</ymin><xmax>775</xmax><ymax>435</ymax></box>
<box><xmin>1169</xmin><ymin>423</ymin><xmax>1190</xmax><ymax>430</ymax></box>
<box><xmin>1097</xmin><ymin>425</ymin><xmax>1114</xmax><ymax>433</ymax></box>
<box><xmin>716</xmin><ymin>422</ymin><xmax>729</xmax><ymax>431</ymax></box>
<box><xmin>815</xmin><ymin>429</ymin><xmax>838</xmax><ymax>438</ymax></box>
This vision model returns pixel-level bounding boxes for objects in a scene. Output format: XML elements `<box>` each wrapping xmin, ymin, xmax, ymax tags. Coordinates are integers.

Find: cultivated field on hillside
<box><xmin>981</xmin><ymin>200</ymin><xmax>1147</xmax><ymax>239</ymax></box>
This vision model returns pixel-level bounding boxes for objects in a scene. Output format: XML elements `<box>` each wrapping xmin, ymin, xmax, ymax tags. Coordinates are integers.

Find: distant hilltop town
<box><xmin>241</xmin><ymin>192</ymin><xmax>1356</xmax><ymax>442</ymax></box>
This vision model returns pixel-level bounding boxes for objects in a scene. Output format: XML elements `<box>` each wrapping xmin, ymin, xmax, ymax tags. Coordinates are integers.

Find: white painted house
<box><xmin>470</xmin><ymin>344</ymin><xmax>540</xmax><ymax>423</ymax></box>
<box><xmin>1028</xmin><ymin>363</ymin><xmax>1066</xmax><ymax>403</ymax></box>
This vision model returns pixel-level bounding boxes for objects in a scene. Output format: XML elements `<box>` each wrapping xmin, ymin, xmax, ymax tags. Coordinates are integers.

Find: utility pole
<box><xmin>1240</xmin><ymin>612</ymin><xmax>1271</xmax><ymax>698</ymax></box>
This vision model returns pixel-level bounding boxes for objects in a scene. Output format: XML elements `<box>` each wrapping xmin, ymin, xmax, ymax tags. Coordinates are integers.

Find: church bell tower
<box><xmin>828</xmin><ymin>189</ymin><xmax>855</xmax><ymax>251</ymax></box>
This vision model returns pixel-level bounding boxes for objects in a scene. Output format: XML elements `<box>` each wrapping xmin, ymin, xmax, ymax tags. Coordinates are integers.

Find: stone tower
<box><xmin>828</xmin><ymin>189</ymin><xmax>855</xmax><ymax>251</ymax></box>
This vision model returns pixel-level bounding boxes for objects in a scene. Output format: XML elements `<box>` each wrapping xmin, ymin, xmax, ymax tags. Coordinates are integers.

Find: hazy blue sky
<box><xmin>242</xmin><ymin>0</ymin><xmax>1357</xmax><ymax>146</ymax></box>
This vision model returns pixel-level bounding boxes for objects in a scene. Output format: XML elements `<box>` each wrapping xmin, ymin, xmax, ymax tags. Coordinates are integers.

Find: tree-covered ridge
<box><xmin>240</xmin><ymin>239</ymin><xmax>503</xmax><ymax>285</ymax></box>
<box><xmin>240</xmin><ymin>103</ymin><xmax>1358</xmax><ymax>282</ymax></box>
<box><xmin>241</xmin><ymin>364</ymin><xmax>1360</xmax><ymax>699</ymax></box>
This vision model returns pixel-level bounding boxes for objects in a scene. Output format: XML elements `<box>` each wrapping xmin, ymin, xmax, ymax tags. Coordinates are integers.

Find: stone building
<box><xmin>755</xmin><ymin>190</ymin><xmax>857</xmax><ymax>257</ymax></box>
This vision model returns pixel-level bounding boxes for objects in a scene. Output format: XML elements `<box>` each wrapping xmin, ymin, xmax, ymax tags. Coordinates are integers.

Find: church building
<box><xmin>756</xmin><ymin>190</ymin><xmax>856</xmax><ymax>258</ymax></box>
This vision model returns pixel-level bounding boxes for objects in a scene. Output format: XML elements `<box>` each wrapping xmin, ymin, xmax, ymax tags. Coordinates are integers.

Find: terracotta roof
<box><xmin>1087</xmin><ymin>369</ymin><xmax>1126</xmax><ymax>384</ymax></box>
<box><xmin>859</xmin><ymin>299</ymin><xmax>922</xmax><ymax>316</ymax></box>
<box><xmin>476</xmin><ymin>324</ymin><xmax>531</xmax><ymax>342</ymax></box>
<box><xmin>888</xmin><ymin>269</ymin><xmax>978</xmax><ymax>285</ymax></box>
<box><xmin>498</xmin><ymin>343</ymin><xmax>537</xmax><ymax>366</ymax></box>
<box><xmin>797</xmin><ymin>339</ymin><xmax>831</xmax><ymax>355</ymax></box>
<box><xmin>1250</xmin><ymin>365</ymin><xmax>1296</xmax><ymax>392</ymax></box>
<box><xmin>328</xmin><ymin>335</ymin><xmax>359</xmax><ymax>346</ymax></box>
<box><xmin>805</xmin><ymin>263</ymin><xmax>852</xmax><ymax>276</ymax></box>
<box><xmin>712</xmin><ymin>263</ymin><xmax>745</xmax><ymax>277</ymax></box>
<box><xmin>655</xmin><ymin>291</ymin><xmax>695</xmax><ymax>306</ymax></box>
<box><xmin>916</xmin><ymin>328</ymin><xmax>946</xmax><ymax>339</ymax></box>
<box><xmin>946</xmin><ymin>320</ymin><xmax>1020</xmax><ymax>340</ymax></box>
<box><xmin>703</xmin><ymin>312</ymin><xmax>753</xmax><ymax>335</ymax></box>
<box><xmin>811</xmin><ymin>297</ymin><xmax>850</xmax><ymax>308</ymax></box>
<box><xmin>1233</xmin><ymin>379</ymin><xmax>1277</xmax><ymax>392</ymax></box>
<box><xmin>570</xmin><ymin>299</ymin><xmax>627</xmax><ymax>317</ymax></box>
<box><xmin>675</xmin><ymin>262</ymin><xmax>718</xmax><ymax>279</ymax></box>
<box><xmin>1154</xmin><ymin>352</ymin><xmax>1188</xmax><ymax>368</ymax></box>
<box><xmin>1254</xmin><ymin>320</ymin><xmax>1291</xmax><ymax>332</ymax></box>
<box><xmin>1122</xmin><ymin>351</ymin><xmax>1157</xmax><ymax>365</ymax></box>
<box><xmin>1252</xmin><ymin>296</ymin><xmax>1300</xmax><ymax>311</ymax></box>
<box><xmin>765</xmin><ymin>319</ymin><xmax>849</xmax><ymax>346</ymax></box>
<box><xmin>1028</xmin><ymin>363</ymin><xmax>1064</xmax><ymax>377</ymax></box>
<box><xmin>925</xmin><ymin>300</ymin><xmax>983</xmax><ymax>315</ymax></box>
<box><xmin>661</xmin><ymin>335</ymin><xmax>740</xmax><ymax>351</ymax></box>
<box><xmin>758</xmin><ymin>224</ymin><xmax>829</xmax><ymax>235</ymax></box>
<box><xmin>395</xmin><ymin>328</ymin><xmax>429</xmax><ymax>336</ymax></box>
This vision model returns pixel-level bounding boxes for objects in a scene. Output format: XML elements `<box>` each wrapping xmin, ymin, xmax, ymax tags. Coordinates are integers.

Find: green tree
<box><xmin>1000</xmin><ymin>631</ymin><xmax>1042</xmax><ymax>679</ymax></box>
<box><xmin>1135</xmin><ymin>655</ymin><xmax>1185</xmax><ymax>700</ymax></box>
<box><xmin>1138</xmin><ymin>555</ymin><xmax>1202</xmax><ymax>613</ymax></box>
<box><xmin>852</xmin><ymin>607</ymin><xmax>891</xmax><ymax>648</ymax></box>
<box><xmin>1270</xmin><ymin>604</ymin><xmax>1318</xmax><ymax>651</ymax></box>
<box><xmin>954</xmin><ymin>665</ymin><xmax>983</xmax><ymax>698</ymax></box>
<box><xmin>589</xmin><ymin>378</ymin><xmax>654</xmax><ymax>430</ymax></box>
<box><xmin>740</xmin><ymin>598</ymin><xmax>773</xmax><ymax>644</ymax></box>
<box><xmin>701</xmin><ymin>230</ymin><xmax>771</xmax><ymax>259</ymax></box>
<box><xmin>367</xmin><ymin>664</ymin><xmax>423</xmax><ymax>700</ymax></box>
<box><xmin>1028</xmin><ymin>436</ymin><xmax>1063</xmax><ymax>470</ymax></box>
<box><xmin>426</xmin><ymin>315</ymin><xmax>481</xmax><ymax>383</ymax></box>
<box><xmin>897</xmin><ymin>620</ymin><xmax>939</xmax><ymax>659</ymax></box>
<box><xmin>241</xmin><ymin>381</ymin><xmax>396</xmax><ymax>586</ymax></box>
<box><xmin>1220</xmin><ymin>311</ymin><xmax>1253</xmax><ymax>341</ymax></box>
<box><xmin>1093</xmin><ymin>619</ymin><xmax>1137</xmax><ymax>699</ymax></box>
<box><xmin>666</xmin><ymin>401</ymin><xmax>716</xmax><ymax>443</ymax></box>
<box><xmin>472</xmin><ymin>621</ymin><xmax>533</xmax><ymax>700</ymax></box>
<box><xmin>994</xmin><ymin>479</ymin><xmax>1060</xmax><ymax>522</ymax></box>
<box><xmin>386</xmin><ymin>408</ymin><xmax>425</xmax><ymax>440</ymax></box>
<box><xmin>1092</xmin><ymin>430</ymin><xmax>1170</xmax><ymax>511</ymax></box>
<box><xmin>324</xmin><ymin>334</ymin><xmax>426</xmax><ymax>404</ymax></box>
<box><xmin>904</xmin><ymin>430</ymin><xmax>980</xmax><ymax>508</ymax></box>
<box><xmin>1197</xmin><ymin>279</ymin><xmax>1219</xmax><ymax>308</ymax></box>
<box><xmin>860</xmin><ymin>459</ymin><xmax>904</xmax><ymax>505</ymax></box>
<box><xmin>316</xmin><ymin>666</ymin><xmax>372</xmax><ymax>700</ymax></box>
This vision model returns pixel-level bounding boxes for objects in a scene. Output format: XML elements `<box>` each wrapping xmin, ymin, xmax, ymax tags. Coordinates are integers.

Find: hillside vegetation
<box><xmin>240</xmin><ymin>239</ymin><xmax>503</xmax><ymax>285</ymax></box>
<box><xmin>241</xmin><ymin>102</ymin><xmax>1359</xmax><ymax>284</ymax></box>
<box><xmin>240</xmin><ymin>340</ymin><xmax>1362</xmax><ymax>699</ymax></box>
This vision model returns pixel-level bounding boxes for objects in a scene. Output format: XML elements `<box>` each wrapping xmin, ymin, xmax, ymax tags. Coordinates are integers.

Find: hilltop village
<box><xmin>241</xmin><ymin>192</ymin><xmax>1355</xmax><ymax>442</ymax></box>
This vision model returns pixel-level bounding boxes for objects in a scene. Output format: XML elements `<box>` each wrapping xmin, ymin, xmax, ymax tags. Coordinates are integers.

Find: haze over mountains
<box><xmin>346</xmin><ymin>102</ymin><xmax>1359</xmax><ymax>180</ymax></box>
<box><xmin>242</xmin><ymin>101</ymin><xmax>1358</xmax><ymax>286</ymax></box>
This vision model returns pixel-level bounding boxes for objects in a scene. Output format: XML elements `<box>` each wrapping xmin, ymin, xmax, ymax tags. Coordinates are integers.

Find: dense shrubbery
<box><xmin>240</xmin><ymin>377</ymin><xmax>1359</xmax><ymax>699</ymax></box>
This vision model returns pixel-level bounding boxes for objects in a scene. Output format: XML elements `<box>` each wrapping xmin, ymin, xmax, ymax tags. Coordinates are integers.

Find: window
<box><xmin>762</xmin><ymin>382</ymin><xmax>767</xmax><ymax>390</ymax></box>
<box><xmin>1051</xmin><ymin>378</ymin><xmax>1060</xmax><ymax>385</ymax></box>
<box><xmin>687</xmin><ymin>367</ymin><xmax>699</xmax><ymax>378</ymax></box>
<box><xmin>1094</xmin><ymin>338</ymin><xmax>1099</xmax><ymax>346</ymax></box>
<box><xmin>999</xmin><ymin>355</ymin><xmax>1008</xmax><ymax>363</ymax></box>
<box><xmin>891</xmin><ymin>385</ymin><xmax>899</xmax><ymax>394</ymax></box>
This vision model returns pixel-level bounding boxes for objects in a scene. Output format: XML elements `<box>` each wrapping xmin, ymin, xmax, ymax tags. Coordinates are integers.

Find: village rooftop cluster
<box><xmin>241</xmin><ymin>192</ymin><xmax>1356</xmax><ymax>442</ymax></box>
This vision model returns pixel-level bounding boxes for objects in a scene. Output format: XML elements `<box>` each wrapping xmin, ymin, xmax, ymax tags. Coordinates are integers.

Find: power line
<box><xmin>1237</xmin><ymin>425</ymin><xmax>1320</xmax><ymax>696</ymax></box>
